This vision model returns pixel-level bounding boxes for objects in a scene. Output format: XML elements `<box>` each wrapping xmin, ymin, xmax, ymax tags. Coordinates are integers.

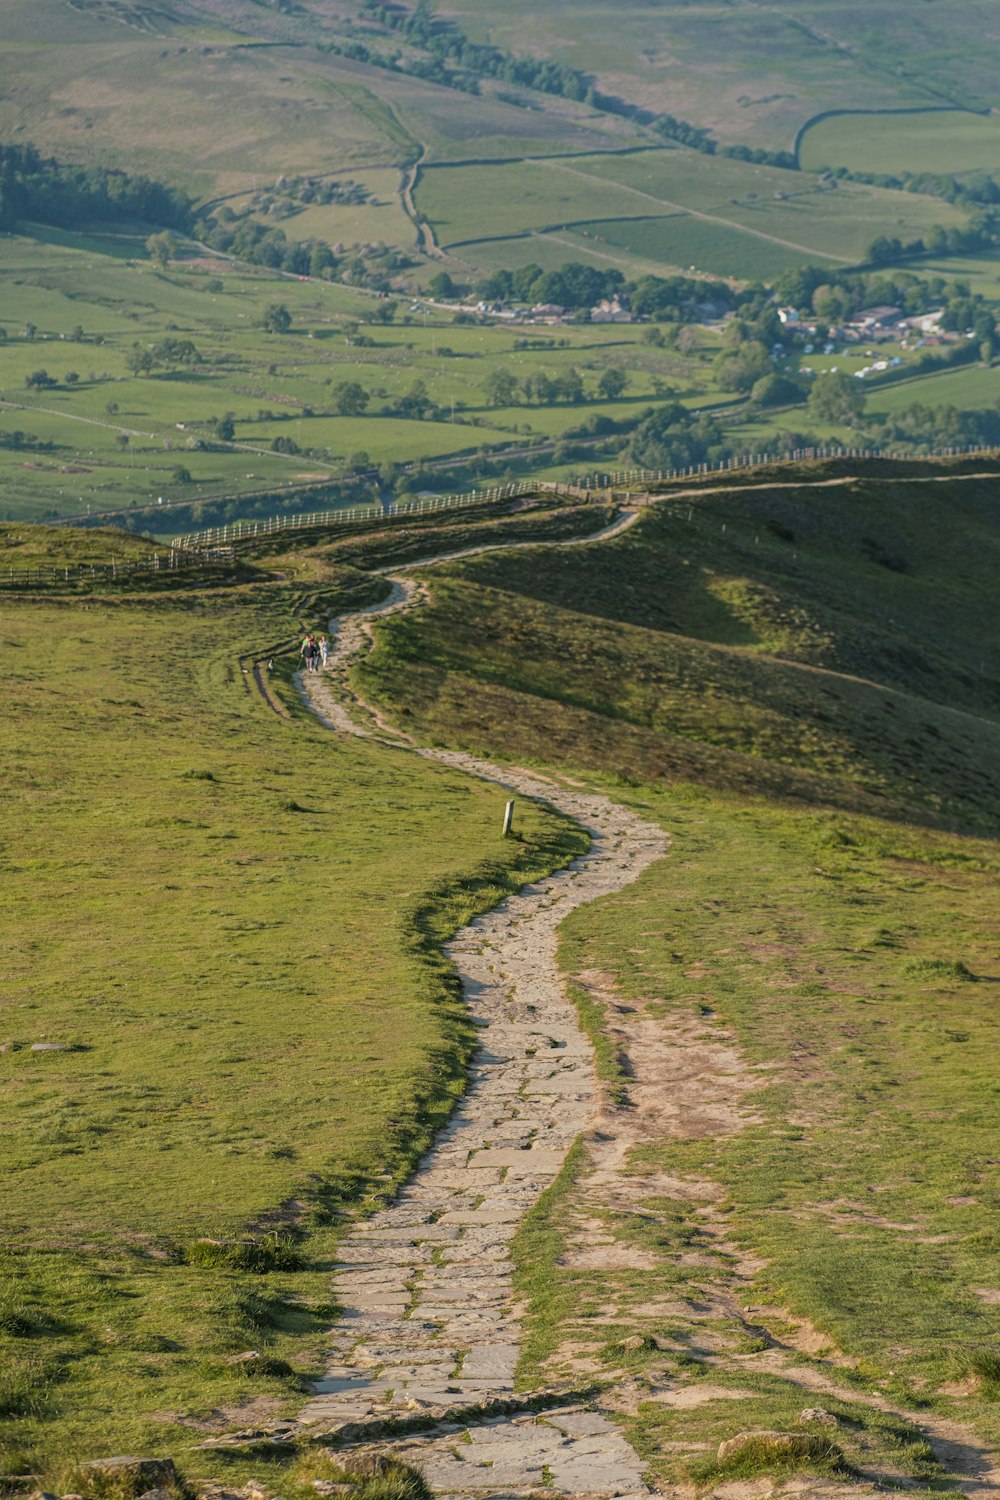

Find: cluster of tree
<box><xmin>630</xmin><ymin>272</ymin><xmax>739</xmax><ymax>322</ymax></box>
<box><xmin>483</xmin><ymin>366</ymin><xmax>627</xmax><ymax>407</ymax></box>
<box><xmin>196</xmin><ymin>214</ymin><xmax>336</xmax><ymax>278</ymax></box>
<box><xmin>254</xmin><ymin>175</ymin><xmax>370</xmax><ymax>209</ymax></box>
<box><xmin>625</xmin><ymin>402</ymin><xmax>726</xmax><ymax>470</ymax></box>
<box><xmin>475</xmin><ymin>260</ymin><xmax>743</xmax><ymax>322</ymax></box>
<box><xmin>477</xmin><ymin>261</ymin><xmax>625</xmax><ymax>311</ymax></box>
<box><xmin>0</xmin><ymin>143</ymin><xmax>192</xmax><ymax>233</ymax></box>
<box><xmin>125</xmin><ymin>337</ymin><xmax>202</xmax><ymax>375</ymax></box>
<box><xmin>868</xmin><ymin>398</ymin><xmax>1000</xmax><ymax>450</ymax></box>
<box><xmin>866</xmin><ymin>211</ymin><xmax>998</xmax><ymax>267</ymax></box>
<box><xmin>823</xmin><ymin>163</ymin><xmax>1000</xmax><ymax>211</ymax></box>
<box><xmin>0</xmin><ymin>427</ymin><xmax>53</xmax><ymax>451</ymax></box>
<box><xmin>774</xmin><ymin>264</ymin><xmax>997</xmax><ymax>337</ymax></box>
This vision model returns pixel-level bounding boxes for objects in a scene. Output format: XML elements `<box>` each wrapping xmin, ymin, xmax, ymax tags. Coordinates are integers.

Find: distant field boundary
<box><xmin>794</xmin><ymin>104</ymin><xmax>988</xmax><ymax>167</ymax></box>
<box><xmin>170</xmin><ymin>443</ymin><xmax>1000</xmax><ymax>551</ymax></box>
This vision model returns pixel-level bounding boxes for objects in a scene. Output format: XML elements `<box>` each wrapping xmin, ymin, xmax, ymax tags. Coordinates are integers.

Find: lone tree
<box><xmin>146</xmin><ymin>231</ymin><xmax>178</xmax><ymax>271</ymax></box>
<box><xmin>330</xmin><ymin>380</ymin><xmax>370</xmax><ymax>416</ymax></box>
<box><xmin>126</xmin><ymin>345</ymin><xmax>155</xmax><ymax>376</ymax></box>
<box><xmin>24</xmin><ymin>369</ymin><xmax>57</xmax><ymax>389</ymax></box>
<box><xmin>428</xmin><ymin>271</ymin><xmax>456</xmax><ymax>299</ymax></box>
<box><xmin>261</xmin><ymin>303</ymin><xmax>292</xmax><ymax>334</ymax></box>
<box><xmin>597</xmin><ymin>366</ymin><xmax>627</xmax><ymax>400</ymax></box>
<box><xmin>807</xmin><ymin>370</ymin><xmax>866</xmax><ymax>427</ymax></box>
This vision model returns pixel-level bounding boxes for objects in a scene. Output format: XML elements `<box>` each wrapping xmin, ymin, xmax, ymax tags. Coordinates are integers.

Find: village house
<box><xmin>849</xmin><ymin>305</ymin><xmax>904</xmax><ymax>335</ymax></box>
<box><xmin>590</xmin><ymin>297</ymin><xmax>632</xmax><ymax>323</ymax></box>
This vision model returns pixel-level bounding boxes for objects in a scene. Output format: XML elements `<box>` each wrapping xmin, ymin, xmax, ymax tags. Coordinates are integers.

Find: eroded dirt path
<box><xmin>293</xmin><ymin>516</ymin><xmax>667</xmax><ymax>1496</ymax></box>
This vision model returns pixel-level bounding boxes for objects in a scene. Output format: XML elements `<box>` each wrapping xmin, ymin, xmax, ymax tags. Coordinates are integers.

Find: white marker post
<box><xmin>502</xmin><ymin>800</ymin><xmax>515</xmax><ymax>839</ymax></box>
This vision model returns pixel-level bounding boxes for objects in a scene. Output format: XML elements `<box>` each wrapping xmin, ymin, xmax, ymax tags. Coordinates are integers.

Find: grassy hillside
<box><xmin>450</xmin><ymin>0</ymin><xmax>1000</xmax><ymax>149</ymax></box>
<box><xmin>0</xmin><ymin>518</ymin><xmax>585</xmax><ymax>1473</ymax></box>
<box><xmin>348</xmin><ymin>466</ymin><xmax>1000</xmax><ymax>1487</ymax></box>
<box><xmin>358</xmin><ymin>471</ymin><xmax>1000</xmax><ymax>834</ymax></box>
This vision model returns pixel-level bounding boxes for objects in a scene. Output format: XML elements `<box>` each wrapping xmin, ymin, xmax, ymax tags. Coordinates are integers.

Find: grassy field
<box><xmin>800</xmin><ymin>109</ymin><xmax>1000</xmax><ymax>176</ymax></box>
<box><xmin>864</xmin><ymin>361</ymin><xmax>1000</xmax><ymax>417</ymax></box>
<box><xmin>418</xmin><ymin>150</ymin><xmax>965</xmax><ymax>276</ymax></box>
<box><xmin>0</xmin><ymin>511</ymin><xmax>589</xmax><ymax>1475</ymax></box>
<box><xmin>0</xmin><ymin>0</ymin><xmax>629</xmax><ymax>192</ymax></box>
<box><xmin>524</xmin><ymin>784</ymin><xmax>1000</xmax><ymax>1487</ymax></box>
<box><xmin>0</xmin><ymin>225</ymin><xmax>740</xmax><ymax>526</ymax></box>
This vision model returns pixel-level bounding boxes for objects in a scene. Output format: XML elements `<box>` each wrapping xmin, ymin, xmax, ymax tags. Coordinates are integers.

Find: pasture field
<box><xmin>864</xmin><ymin>360</ymin><xmax>1000</xmax><ymax>418</ymax></box>
<box><xmin>241</xmin><ymin>172</ymin><xmax>418</xmax><ymax>254</ymax></box>
<box><xmin>895</xmin><ymin>250</ymin><xmax>1000</xmax><ymax>301</ymax></box>
<box><xmin>0</xmin><ymin>511</ymin><xmax>587</xmax><ymax>1474</ymax></box>
<box><xmin>419</xmin><ymin>149</ymin><xmax>966</xmax><ymax>277</ymax></box>
<box><xmin>799</xmin><ymin>109</ymin><xmax>1000</xmax><ymax>177</ymax></box>
<box><xmin>569</xmin><ymin>217</ymin><xmax>810</xmax><ymax>282</ymax></box>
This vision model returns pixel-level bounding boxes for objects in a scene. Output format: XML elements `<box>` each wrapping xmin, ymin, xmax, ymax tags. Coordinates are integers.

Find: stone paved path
<box><xmin>296</xmin><ymin>515</ymin><xmax>667</xmax><ymax>1497</ymax></box>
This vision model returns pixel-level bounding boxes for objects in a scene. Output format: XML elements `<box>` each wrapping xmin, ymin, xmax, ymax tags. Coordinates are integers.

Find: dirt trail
<box><xmin>291</xmin><ymin>511</ymin><xmax>665</xmax><ymax>1496</ymax></box>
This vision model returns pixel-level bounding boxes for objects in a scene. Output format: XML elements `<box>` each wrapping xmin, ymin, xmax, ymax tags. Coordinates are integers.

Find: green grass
<box><xmin>541</xmin><ymin>783</ymin><xmax>1000</xmax><ymax>1479</ymax></box>
<box><xmin>448</xmin><ymin>0</ymin><xmax>1000</xmax><ymax>149</ymax></box>
<box><xmin>800</xmin><ymin>109</ymin><xmax>1000</xmax><ymax>176</ymax></box>
<box><xmin>349</xmin><ymin>469</ymin><xmax>1000</xmax><ymax>1484</ymax></box>
<box><xmin>417</xmin><ymin>149</ymin><xmax>964</xmax><ymax>276</ymax></box>
<box><xmin>357</xmin><ymin>471</ymin><xmax>1000</xmax><ymax>834</ymax></box>
<box><xmin>0</xmin><ymin>528</ymin><xmax>587</xmax><ymax>1473</ymax></box>
<box><xmin>0</xmin><ymin>228</ymin><xmax>700</xmax><ymax>527</ymax></box>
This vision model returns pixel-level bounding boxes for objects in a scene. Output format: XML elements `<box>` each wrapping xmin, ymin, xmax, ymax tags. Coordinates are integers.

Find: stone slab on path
<box><xmin>297</xmin><ymin>529</ymin><xmax>662</xmax><ymax>1495</ymax></box>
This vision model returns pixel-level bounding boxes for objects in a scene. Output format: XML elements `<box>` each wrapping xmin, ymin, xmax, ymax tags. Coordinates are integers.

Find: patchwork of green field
<box><xmin>570</xmin><ymin>217</ymin><xmax>811</xmax><ymax>281</ymax></box>
<box><xmin>800</xmin><ymin>108</ymin><xmax>1000</xmax><ymax>176</ymax></box>
<box><xmin>419</xmin><ymin>149</ymin><xmax>966</xmax><ymax>276</ymax></box>
<box><xmin>864</xmin><ymin>360</ymin><xmax>1000</xmax><ymax>418</ymax></box>
<box><xmin>0</xmin><ymin>228</ymin><xmax>737</xmax><ymax>525</ymax></box>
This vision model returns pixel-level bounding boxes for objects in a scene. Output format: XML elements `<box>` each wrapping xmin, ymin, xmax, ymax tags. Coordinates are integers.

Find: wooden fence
<box><xmin>169</xmin><ymin>443</ymin><xmax>1000</xmax><ymax>554</ymax></box>
<box><xmin>0</xmin><ymin>545</ymin><xmax>234</xmax><ymax>591</ymax></box>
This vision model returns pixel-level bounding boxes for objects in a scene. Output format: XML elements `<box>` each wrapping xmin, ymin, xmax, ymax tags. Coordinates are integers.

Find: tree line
<box><xmin>0</xmin><ymin>143</ymin><xmax>192</xmax><ymax>233</ymax></box>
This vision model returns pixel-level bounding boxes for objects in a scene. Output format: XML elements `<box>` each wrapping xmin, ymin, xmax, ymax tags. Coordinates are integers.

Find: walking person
<box><xmin>300</xmin><ymin>632</ymin><xmax>318</xmax><ymax>672</ymax></box>
<box><xmin>318</xmin><ymin>634</ymin><xmax>330</xmax><ymax>668</ymax></box>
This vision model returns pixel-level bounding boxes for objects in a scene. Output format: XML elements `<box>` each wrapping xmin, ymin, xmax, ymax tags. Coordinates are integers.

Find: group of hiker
<box><xmin>300</xmin><ymin>632</ymin><xmax>329</xmax><ymax>672</ymax></box>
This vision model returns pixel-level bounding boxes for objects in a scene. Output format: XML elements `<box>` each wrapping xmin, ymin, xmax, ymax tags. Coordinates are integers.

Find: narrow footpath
<box><xmin>295</xmin><ymin>517</ymin><xmax>669</xmax><ymax>1497</ymax></box>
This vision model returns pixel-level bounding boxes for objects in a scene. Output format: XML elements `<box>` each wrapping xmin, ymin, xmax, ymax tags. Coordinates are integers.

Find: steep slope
<box><xmin>357</xmin><ymin>473</ymin><xmax>1000</xmax><ymax>833</ymax></box>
